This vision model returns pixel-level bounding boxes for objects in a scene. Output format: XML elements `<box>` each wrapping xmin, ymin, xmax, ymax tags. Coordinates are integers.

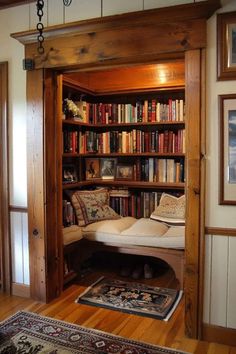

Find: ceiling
<box><xmin>0</xmin><ymin>0</ymin><xmax>35</xmax><ymax>10</ymax></box>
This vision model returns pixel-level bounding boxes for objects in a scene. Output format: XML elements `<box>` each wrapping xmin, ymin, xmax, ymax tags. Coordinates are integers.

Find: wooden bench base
<box><xmin>65</xmin><ymin>239</ymin><xmax>185</xmax><ymax>289</ymax></box>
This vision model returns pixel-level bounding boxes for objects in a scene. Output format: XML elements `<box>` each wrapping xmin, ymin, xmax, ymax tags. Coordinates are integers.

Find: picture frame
<box><xmin>217</xmin><ymin>11</ymin><xmax>236</xmax><ymax>80</ymax></box>
<box><xmin>116</xmin><ymin>164</ymin><xmax>133</xmax><ymax>180</ymax></box>
<box><xmin>100</xmin><ymin>158</ymin><xmax>116</xmax><ymax>179</ymax></box>
<box><xmin>219</xmin><ymin>94</ymin><xmax>236</xmax><ymax>205</ymax></box>
<box><xmin>62</xmin><ymin>164</ymin><xmax>77</xmax><ymax>184</ymax></box>
<box><xmin>85</xmin><ymin>158</ymin><xmax>100</xmax><ymax>180</ymax></box>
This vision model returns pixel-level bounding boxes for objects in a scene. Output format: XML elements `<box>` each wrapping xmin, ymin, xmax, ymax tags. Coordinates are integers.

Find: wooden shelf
<box><xmin>63</xmin><ymin>180</ymin><xmax>185</xmax><ymax>190</ymax></box>
<box><xmin>63</xmin><ymin>152</ymin><xmax>185</xmax><ymax>158</ymax></box>
<box><xmin>62</xmin><ymin>119</ymin><xmax>185</xmax><ymax>128</ymax></box>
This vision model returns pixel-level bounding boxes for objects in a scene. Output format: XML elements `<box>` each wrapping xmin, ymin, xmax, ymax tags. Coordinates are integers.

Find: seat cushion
<box><xmin>82</xmin><ymin>216</ymin><xmax>136</xmax><ymax>235</ymax></box>
<box><xmin>63</xmin><ymin>225</ymin><xmax>83</xmax><ymax>245</ymax></box>
<box><xmin>121</xmin><ymin>218</ymin><xmax>169</xmax><ymax>237</ymax></box>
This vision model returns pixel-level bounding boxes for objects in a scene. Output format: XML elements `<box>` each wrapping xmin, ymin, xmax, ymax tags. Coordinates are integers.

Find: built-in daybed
<box><xmin>63</xmin><ymin>216</ymin><xmax>185</xmax><ymax>289</ymax></box>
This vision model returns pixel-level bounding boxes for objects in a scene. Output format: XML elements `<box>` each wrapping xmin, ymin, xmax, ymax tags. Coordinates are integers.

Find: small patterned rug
<box><xmin>0</xmin><ymin>311</ymin><xmax>189</xmax><ymax>354</ymax></box>
<box><xmin>76</xmin><ymin>277</ymin><xmax>183</xmax><ymax>321</ymax></box>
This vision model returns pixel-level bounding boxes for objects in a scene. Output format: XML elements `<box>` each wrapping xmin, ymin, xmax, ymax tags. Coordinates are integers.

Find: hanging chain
<box><xmin>63</xmin><ymin>0</ymin><xmax>72</xmax><ymax>6</ymax></box>
<box><xmin>36</xmin><ymin>0</ymin><xmax>44</xmax><ymax>54</ymax></box>
<box><xmin>36</xmin><ymin>0</ymin><xmax>72</xmax><ymax>55</ymax></box>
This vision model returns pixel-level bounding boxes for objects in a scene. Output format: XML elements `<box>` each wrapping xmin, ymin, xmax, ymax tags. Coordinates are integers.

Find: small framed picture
<box><xmin>217</xmin><ymin>11</ymin><xmax>236</xmax><ymax>80</ymax></box>
<box><xmin>116</xmin><ymin>164</ymin><xmax>133</xmax><ymax>180</ymax></box>
<box><xmin>219</xmin><ymin>94</ymin><xmax>236</xmax><ymax>205</ymax></box>
<box><xmin>85</xmin><ymin>158</ymin><xmax>100</xmax><ymax>180</ymax></box>
<box><xmin>100</xmin><ymin>158</ymin><xmax>116</xmax><ymax>179</ymax></box>
<box><xmin>63</xmin><ymin>164</ymin><xmax>77</xmax><ymax>183</ymax></box>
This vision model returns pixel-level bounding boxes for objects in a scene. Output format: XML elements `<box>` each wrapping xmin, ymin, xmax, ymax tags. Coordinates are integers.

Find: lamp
<box><xmin>36</xmin><ymin>0</ymin><xmax>72</xmax><ymax>54</ymax></box>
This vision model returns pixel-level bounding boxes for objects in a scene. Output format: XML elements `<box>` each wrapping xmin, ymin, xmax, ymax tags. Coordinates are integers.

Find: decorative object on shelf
<box><xmin>217</xmin><ymin>11</ymin><xmax>236</xmax><ymax>80</ymax></box>
<box><xmin>36</xmin><ymin>0</ymin><xmax>72</xmax><ymax>54</ymax></box>
<box><xmin>101</xmin><ymin>158</ymin><xmax>116</xmax><ymax>180</ymax></box>
<box><xmin>63</xmin><ymin>98</ymin><xmax>82</xmax><ymax>120</ymax></box>
<box><xmin>62</xmin><ymin>164</ymin><xmax>77</xmax><ymax>183</ymax></box>
<box><xmin>85</xmin><ymin>158</ymin><xmax>100</xmax><ymax>180</ymax></box>
<box><xmin>219</xmin><ymin>94</ymin><xmax>236</xmax><ymax>205</ymax></box>
<box><xmin>116</xmin><ymin>164</ymin><xmax>133</xmax><ymax>180</ymax></box>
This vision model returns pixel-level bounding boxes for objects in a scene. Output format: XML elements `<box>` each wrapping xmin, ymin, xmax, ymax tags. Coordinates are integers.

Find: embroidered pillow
<box><xmin>150</xmin><ymin>193</ymin><xmax>185</xmax><ymax>226</ymax></box>
<box><xmin>69</xmin><ymin>188</ymin><xmax>121</xmax><ymax>226</ymax></box>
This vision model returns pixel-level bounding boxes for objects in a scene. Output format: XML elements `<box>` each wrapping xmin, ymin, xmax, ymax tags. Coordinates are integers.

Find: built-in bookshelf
<box><xmin>62</xmin><ymin>84</ymin><xmax>186</xmax><ymax>228</ymax></box>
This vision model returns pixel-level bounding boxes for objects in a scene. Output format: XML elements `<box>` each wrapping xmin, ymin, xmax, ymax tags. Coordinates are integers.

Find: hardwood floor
<box><xmin>0</xmin><ymin>263</ymin><xmax>235</xmax><ymax>354</ymax></box>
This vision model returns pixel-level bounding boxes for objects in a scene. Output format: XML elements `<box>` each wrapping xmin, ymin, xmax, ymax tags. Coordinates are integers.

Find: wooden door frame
<box><xmin>0</xmin><ymin>62</ymin><xmax>10</xmax><ymax>293</ymax></box>
<box><xmin>13</xmin><ymin>2</ymin><xmax>221</xmax><ymax>338</ymax></box>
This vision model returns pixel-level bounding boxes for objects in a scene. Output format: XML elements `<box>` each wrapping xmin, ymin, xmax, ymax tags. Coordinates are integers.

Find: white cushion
<box><xmin>121</xmin><ymin>218</ymin><xmax>168</xmax><ymax>237</ymax></box>
<box><xmin>63</xmin><ymin>225</ymin><xmax>83</xmax><ymax>245</ymax></box>
<box><xmin>82</xmin><ymin>217</ymin><xmax>136</xmax><ymax>235</ymax></box>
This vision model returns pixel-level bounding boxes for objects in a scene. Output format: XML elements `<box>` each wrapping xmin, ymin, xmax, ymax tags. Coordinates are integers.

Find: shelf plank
<box><xmin>62</xmin><ymin>180</ymin><xmax>185</xmax><ymax>190</ymax></box>
<box><xmin>63</xmin><ymin>152</ymin><xmax>185</xmax><ymax>158</ymax></box>
<box><xmin>62</xmin><ymin>119</ymin><xmax>185</xmax><ymax>128</ymax></box>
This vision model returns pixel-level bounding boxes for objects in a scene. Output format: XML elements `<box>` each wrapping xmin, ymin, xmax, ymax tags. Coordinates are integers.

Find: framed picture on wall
<box><xmin>219</xmin><ymin>94</ymin><xmax>236</xmax><ymax>205</ymax></box>
<box><xmin>217</xmin><ymin>11</ymin><xmax>236</xmax><ymax>80</ymax></box>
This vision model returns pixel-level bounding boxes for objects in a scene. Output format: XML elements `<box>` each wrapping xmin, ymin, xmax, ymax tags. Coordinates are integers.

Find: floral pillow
<box><xmin>150</xmin><ymin>193</ymin><xmax>185</xmax><ymax>226</ymax></box>
<box><xmin>69</xmin><ymin>188</ymin><xmax>121</xmax><ymax>226</ymax></box>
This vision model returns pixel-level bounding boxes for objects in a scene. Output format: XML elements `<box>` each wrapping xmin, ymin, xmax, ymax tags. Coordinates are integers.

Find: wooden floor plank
<box><xmin>0</xmin><ymin>267</ymin><xmax>236</xmax><ymax>354</ymax></box>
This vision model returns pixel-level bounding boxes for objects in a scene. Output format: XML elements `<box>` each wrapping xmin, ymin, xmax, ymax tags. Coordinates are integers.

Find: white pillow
<box><xmin>150</xmin><ymin>193</ymin><xmax>185</xmax><ymax>226</ymax></box>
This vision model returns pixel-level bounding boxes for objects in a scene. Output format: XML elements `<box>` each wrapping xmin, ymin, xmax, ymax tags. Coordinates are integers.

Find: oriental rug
<box><xmin>0</xmin><ymin>311</ymin><xmax>189</xmax><ymax>354</ymax></box>
<box><xmin>76</xmin><ymin>277</ymin><xmax>183</xmax><ymax>321</ymax></box>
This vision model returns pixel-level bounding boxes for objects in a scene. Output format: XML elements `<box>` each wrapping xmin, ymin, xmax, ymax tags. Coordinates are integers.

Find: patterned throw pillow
<box><xmin>150</xmin><ymin>193</ymin><xmax>185</xmax><ymax>226</ymax></box>
<box><xmin>69</xmin><ymin>188</ymin><xmax>121</xmax><ymax>226</ymax></box>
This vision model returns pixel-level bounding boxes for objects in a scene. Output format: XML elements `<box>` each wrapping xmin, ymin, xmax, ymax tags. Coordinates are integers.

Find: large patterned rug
<box><xmin>0</xmin><ymin>311</ymin><xmax>189</xmax><ymax>354</ymax></box>
<box><xmin>76</xmin><ymin>277</ymin><xmax>183</xmax><ymax>321</ymax></box>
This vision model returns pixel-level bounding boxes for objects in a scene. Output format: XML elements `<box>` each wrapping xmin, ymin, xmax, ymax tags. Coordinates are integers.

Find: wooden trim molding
<box><xmin>0</xmin><ymin>62</ymin><xmax>10</xmax><ymax>293</ymax></box>
<box><xmin>11</xmin><ymin>2</ymin><xmax>221</xmax><ymax>71</ymax></box>
<box><xmin>11</xmin><ymin>282</ymin><xmax>30</xmax><ymax>298</ymax></box>
<box><xmin>202</xmin><ymin>323</ymin><xmax>236</xmax><ymax>347</ymax></box>
<box><xmin>9</xmin><ymin>205</ymin><xmax>28</xmax><ymax>213</ymax></box>
<box><xmin>205</xmin><ymin>227</ymin><xmax>236</xmax><ymax>236</ymax></box>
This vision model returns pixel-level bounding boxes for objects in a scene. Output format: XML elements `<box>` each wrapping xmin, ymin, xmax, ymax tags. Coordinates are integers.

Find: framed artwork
<box><xmin>100</xmin><ymin>158</ymin><xmax>116</xmax><ymax>179</ymax></box>
<box><xmin>62</xmin><ymin>164</ymin><xmax>77</xmax><ymax>183</ymax></box>
<box><xmin>85</xmin><ymin>158</ymin><xmax>100</xmax><ymax>179</ymax></box>
<box><xmin>217</xmin><ymin>11</ymin><xmax>236</xmax><ymax>80</ymax></box>
<box><xmin>116</xmin><ymin>164</ymin><xmax>133</xmax><ymax>180</ymax></box>
<box><xmin>219</xmin><ymin>94</ymin><xmax>236</xmax><ymax>205</ymax></box>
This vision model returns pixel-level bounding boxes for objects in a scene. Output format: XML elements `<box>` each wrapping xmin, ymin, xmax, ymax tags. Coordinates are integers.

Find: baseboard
<box><xmin>12</xmin><ymin>282</ymin><xmax>30</xmax><ymax>298</ymax></box>
<box><xmin>202</xmin><ymin>323</ymin><xmax>236</xmax><ymax>346</ymax></box>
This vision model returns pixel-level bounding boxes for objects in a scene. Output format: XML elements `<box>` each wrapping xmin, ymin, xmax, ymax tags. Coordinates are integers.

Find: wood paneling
<box><xmin>0</xmin><ymin>0</ymin><xmax>34</xmax><ymax>10</ymax></box>
<box><xmin>27</xmin><ymin>69</ymin><xmax>46</xmax><ymax>302</ymax></box>
<box><xmin>64</xmin><ymin>61</ymin><xmax>185</xmax><ymax>94</ymax></box>
<box><xmin>12</xmin><ymin>2</ymin><xmax>222</xmax><ymax>71</ymax></box>
<box><xmin>184</xmin><ymin>50</ymin><xmax>202</xmax><ymax>338</ymax></box>
<box><xmin>203</xmin><ymin>323</ymin><xmax>236</xmax><ymax>347</ymax></box>
<box><xmin>227</xmin><ymin>237</ymin><xmax>236</xmax><ymax>328</ymax></box>
<box><xmin>0</xmin><ymin>62</ymin><xmax>10</xmax><ymax>293</ymax></box>
<box><xmin>206</xmin><ymin>227</ymin><xmax>236</xmax><ymax>236</ymax></box>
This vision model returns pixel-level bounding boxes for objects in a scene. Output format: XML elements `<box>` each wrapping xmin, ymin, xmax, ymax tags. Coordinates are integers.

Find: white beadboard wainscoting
<box><xmin>204</xmin><ymin>233</ymin><xmax>236</xmax><ymax>329</ymax></box>
<box><xmin>10</xmin><ymin>211</ymin><xmax>29</xmax><ymax>286</ymax></box>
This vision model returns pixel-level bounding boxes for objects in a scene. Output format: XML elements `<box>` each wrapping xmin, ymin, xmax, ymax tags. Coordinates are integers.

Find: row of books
<box><xmin>63</xmin><ymin>129</ymin><xmax>185</xmax><ymax>154</ymax></box>
<box><xmin>63</xmin><ymin>190</ymin><xmax>183</xmax><ymax>224</ymax></box>
<box><xmin>65</xmin><ymin>99</ymin><xmax>185</xmax><ymax>124</ymax></box>
<box><xmin>134</xmin><ymin>158</ymin><xmax>185</xmax><ymax>183</ymax></box>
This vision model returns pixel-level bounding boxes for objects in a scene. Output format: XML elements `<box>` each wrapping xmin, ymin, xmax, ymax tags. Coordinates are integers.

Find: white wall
<box><xmin>203</xmin><ymin>0</ymin><xmax>236</xmax><ymax>329</ymax></box>
<box><xmin>1</xmin><ymin>0</ymin><xmax>235</xmax><ymax>329</ymax></box>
